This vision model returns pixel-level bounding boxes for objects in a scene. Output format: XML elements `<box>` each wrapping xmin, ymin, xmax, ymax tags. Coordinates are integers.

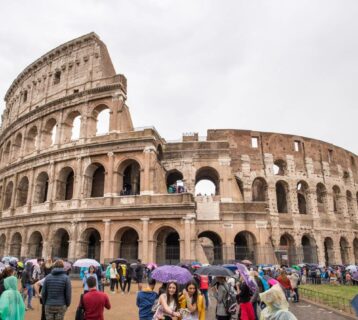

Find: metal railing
<box><xmin>299</xmin><ymin>286</ymin><xmax>354</xmax><ymax>315</ymax></box>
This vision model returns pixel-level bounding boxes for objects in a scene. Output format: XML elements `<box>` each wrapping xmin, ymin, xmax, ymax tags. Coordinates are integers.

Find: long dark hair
<box><xmin>185</xmin><ymin>280</ymin><xmax>198</xmax><ymax>304</ymax></box>
<box><xmin>166</xmin><ymin>281</ymin><xmax>179</xmax><ymax>311</ymax></box>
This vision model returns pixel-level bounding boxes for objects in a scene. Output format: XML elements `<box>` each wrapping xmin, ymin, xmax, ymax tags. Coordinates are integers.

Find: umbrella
<box><xmin>222</xmin><ymin>264</ymin><xmax>238</xmax><ymax>272</ymax></box>
<box><xmin>130</xmin><ymin>263</ymin><xmax>138</xmax><ymax>268</ymax></box>
<box><xmin>352</xmin><ymin>271</ymin><xmax>358</xmax><ymax>281</ymax></box>
<box><xmin>236</xmin><ymin>263</ymin><xmax>257</xmax><ymax>293</ymax></box>
<box><xmin>73</xmin><ymin>259</ymin><xmax>100</xmax><ymax>268</ymax></box>
<box><xmin>241</xmin><ymin>259</ymin><xmax>253</xmax><ymax>265</ymax></box>
<box><xmin>268</xmin><ymin>278</ymin><xmax>279</xmax><ymax>286</ymax></box>
<box><xmin>25</xmin><ymin>259</ymin><xmax>39</xmax><ymax>267</ymax></box>
<box><xmin>291</xmin><ymin>265</ymin><xmax>301</xmax><ymax>271</ymax></box>
<box><xmin>151</xmin><ymin>265</ymin><xmax>193</xmax><ymax>284</ymax></box>
<box><xmin>0</xmin><ymin>262</ymin><xmax>5</xmax><ymax>272</ymax></box>
<box><xmin>195</xmin><ymin>265</ymin><xmax>234</xmax><ymax>277</ymax></box>
<box><xmin>110</xmin><ymin>258</ymin><xmax>127</xmax><ymax>265</ymax></box>
<box><xmin>352</xmin><ymin>294</ymin><xmax>358</xmax><ymax>316</ymax></box>
<box><xmin>146</xmin><ymin>263</ymin><xmax>158</xmax><ymax>270</ymax></box>
<box><xmin>1</xmin><ymin>256</ymin><xmax>18</xmax><ymax>263</ymax></box>
<box><xmin>346</xmin><ymin>265</ymin><xmax>358</xmax><ymax>273</ymax></box>
<box><xmin>64</xmin><ymin>261</ymin><xmax>72</xmax><ymax>271</ymax></box>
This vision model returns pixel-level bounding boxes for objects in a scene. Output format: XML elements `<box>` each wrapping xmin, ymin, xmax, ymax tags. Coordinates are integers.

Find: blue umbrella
<box><xmin>352</xmin><ymin>294</ymin><xmax>358</xmax><ymax>316</ymax></box>
<box><xmin>222</xmin><ymin>264</ymin><xmax>237</xmax><ymax>272</ymax></box>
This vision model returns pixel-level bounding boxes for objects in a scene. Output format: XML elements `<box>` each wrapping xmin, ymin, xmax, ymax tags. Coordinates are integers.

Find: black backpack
<box><xmin>223</xmin><ymin>283</ymin><xmax>237</xmax><ymax>316</ymax></box>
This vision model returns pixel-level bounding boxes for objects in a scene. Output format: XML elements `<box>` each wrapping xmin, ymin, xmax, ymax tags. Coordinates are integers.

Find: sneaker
<box><xmin>27</xmin><ymin>306</ymin><xmax>34</xmax><ymax>310</ymax></box>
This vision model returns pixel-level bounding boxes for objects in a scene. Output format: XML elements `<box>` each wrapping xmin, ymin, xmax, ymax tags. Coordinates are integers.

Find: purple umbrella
<box><xmin>236</xmin><ymin>263</ymin><xmax>257</xmax><ymax>293</ymax></box>
<box><xmin>151</xmin><ymin>265</ymin><xmax>193</xmax><ymax>284</ymax></box>
<box><xmin>353</xmin><ymin>271</ymin><xmax>358</xmax><ymax>281</ymax></box>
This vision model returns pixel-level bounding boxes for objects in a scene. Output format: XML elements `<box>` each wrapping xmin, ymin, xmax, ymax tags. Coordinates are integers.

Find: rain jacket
<box><xmin>0</xmin><ymin>276</ymin><xmax>26</xmax><ymax>320</ymax></box>
<box><xmin>259</xmin><ymin>285</ymin><xmax>297</xmax><ymax>320</ymax></box>
<box><xmin>136</xmin><ymin>288</ymin><xmax>158</xmax><ymax>319</ymax></box>
<box><xmin>179</xmin><ymin>293</ymin><xmax>205</xmax><ymax>320</ymax></box>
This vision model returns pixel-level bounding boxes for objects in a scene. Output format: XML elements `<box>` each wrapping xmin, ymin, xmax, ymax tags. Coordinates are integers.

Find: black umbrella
<box><xmin>110</xmin><ymin>258</ymin><xmax>127</xmax><ymax>265</ymax></box>
<box><xmin>195</xmin><ymin>265</ymin><xmax>234</xmax><ymax>277</ymax></box>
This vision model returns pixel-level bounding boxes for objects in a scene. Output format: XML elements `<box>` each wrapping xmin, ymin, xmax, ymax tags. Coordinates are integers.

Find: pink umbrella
<box><xmin>268</xmin><ymin>278</ymin><xmax>278</xmax><ymax>286</ymax></box>
<box><xmin>147</xmin><ymin>263</ymin><xmax>158</xmax><ymax>270</ymax></box>
<box><xmin>25</xmin><ymin>259</ymin><xmax>39</xmax><ymax>267</ymax></box>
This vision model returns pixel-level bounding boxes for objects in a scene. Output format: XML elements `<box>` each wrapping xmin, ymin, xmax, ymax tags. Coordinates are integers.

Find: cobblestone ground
<box><xmin>25</xmin><ymin>281</ymin><xmax>354</xmax><ymax>320</ymax></box>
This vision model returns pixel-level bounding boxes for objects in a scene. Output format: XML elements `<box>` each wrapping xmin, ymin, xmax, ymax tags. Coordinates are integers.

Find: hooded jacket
<box><xmin>136</xmin><ymin>288</ymin><xmax>158</xmax><ymax>319</ymax></box>
<box><xmin>0</xmin><ymin>276</ymin><xmax>26</xmax><ymax>320</ymax></box>
<box><xmin>42</xmin><ymin>268</ymin><xmax>71</xmax><ymax>307</ymax></box>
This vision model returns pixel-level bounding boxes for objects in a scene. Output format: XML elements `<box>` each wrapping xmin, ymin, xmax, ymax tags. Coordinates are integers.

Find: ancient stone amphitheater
<box><xmin>0</xmin><ymin>33</ymin><xmax>356</xmax><ymax>266</ymax></box>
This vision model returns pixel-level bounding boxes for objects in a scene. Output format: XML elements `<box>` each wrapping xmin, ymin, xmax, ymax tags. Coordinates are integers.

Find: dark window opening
<box><xmin>53</xmin><ymin>71</ymin><xmax>61</xmax><ymax>85</ymax></box>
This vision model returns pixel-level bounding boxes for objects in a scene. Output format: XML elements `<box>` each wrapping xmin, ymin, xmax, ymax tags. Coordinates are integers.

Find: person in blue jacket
<box><xmin>136</xmin><ymin>278</ymin><xmax>158</xmax><ymax>320</ymax></box>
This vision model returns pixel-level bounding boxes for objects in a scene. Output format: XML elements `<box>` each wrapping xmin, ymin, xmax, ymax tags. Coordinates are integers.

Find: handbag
<box><xmin>75</xmin><ymin>294</ymin><xmax>85</xmax><ymax>320</ymax></box>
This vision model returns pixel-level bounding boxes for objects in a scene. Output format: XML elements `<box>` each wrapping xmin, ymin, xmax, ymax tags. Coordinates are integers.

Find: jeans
<box><xmin>284</xmin><ymin>288</ymin><xmax>291</xmax><ymax>301</ymax></box>
<box><xmin>293</xmin><ymin>288</ymin><xmax>299</xmax><ymax>302</ymax></box>
<box><xmin>44</xmin><ymin>305</ymin><xmax>67</xmax><ymax>320</ymax></box>
<box><xmin>110</xmin><ymin>278</ymin><xmax>118</xmax><ymax>291</ymax></box>
<box><xmin>25</xmin><ymin>284</ymin><xmax>33</xmax><ymax>307</ymax></box>
<box><xmin>202</xmin><ymin>289</ymin><xmax>209</xmax><ymax>309</ymax></box>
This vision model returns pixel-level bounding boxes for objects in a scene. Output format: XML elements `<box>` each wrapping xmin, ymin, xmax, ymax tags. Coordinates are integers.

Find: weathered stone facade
<box><xmin>0</xmin><ymin>33</ymin><xmax>357</xmax><ymax>265</ymax></box>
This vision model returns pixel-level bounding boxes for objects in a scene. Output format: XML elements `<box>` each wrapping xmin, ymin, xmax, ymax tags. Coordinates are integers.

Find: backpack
<box><xmin>222</xmin><ymin>283</ymin><xmax>237</xmax><ymax>316</ymax></box>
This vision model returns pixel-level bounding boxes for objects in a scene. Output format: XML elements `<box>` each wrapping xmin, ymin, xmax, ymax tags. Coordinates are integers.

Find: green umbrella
<box><xmin>291</xmin><ymin>265</ymin><xmax>301</xmax><ymax>270</ymax></box>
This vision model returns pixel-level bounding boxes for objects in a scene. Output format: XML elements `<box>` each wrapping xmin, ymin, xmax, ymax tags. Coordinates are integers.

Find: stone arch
<box><xmin>3</xmin><ymin>141</ymin><xmax>11</xmax><ymax>164</ymax></box>
<box><xmin>52</xmin><ymin>228</ymin><xmax>70</xmax><ymax>259</ymax></box>
<box><xmin>340</xmin><ymin>236</ymin><xmax>349</xmax><ymax>265</ymax></box>
<box><xmin>91</xmin><ymin>104</ymin><xmax>111</xmax><ymax>136</ymax></box>
<box><xmin>332</xmin><ymin>185</ymin><xmax>342</xmax><ymax>214</ymax></box>
<box><xmin>166</xmin><ymin>169</ymin><xmax>184</xmax><ymax>193</ymax></box>
<box><xmin>234</xmin><ymin>231</ymin><xmax>257</xmax><ymax>263</ymax></box>
<box><xmin>324</xmin><ymin>237</ymin><xmax>334</xmax><ymax>266</ymax></box>
<box><xmin>0</xmin><ymin>234</ymin><xmax>6</xmax><ymax>256</ymax></box>
<box><xmin>154</xmin><ymin>226</ymin><xmax>180</xmax><ymax>265</ymax></box>
<box><xmin>301</xmin><ymin>235</ymin><xmax>318</xmax><ymax>263</ymax></box>
<box><xmin>198</xmin><ymin>231</ymin><xmax>223</xmax><ymax>264</ymax></box>
<box><xmin>118</xmin><ymin>159</ymin><xmax>141</xmax><ymax>195</ymax></box>
<box><xmin>9</xmin><ymin>232</ymin><xmax>22</xmax><ymax>257</ymax></box>
<box><xmin>252</xmin><ymin>177</ymin><xmax>268</xmax><ymax>201</ymax></box>
<box><xmin>273</xmin><ymin>159</ymin><xmax>287</xmax><ymax>175</ymax></box>
<box><xmin>56</xmin><ymin>166</ymin><xmax>75</xmax><ymax>201</ymax></box>
<box><xmin>354</xmin><ymin>238</ymin><xmax>358</xmax><ymax>264</ymax></box>
<box><xmin>3</xmin><ymin>181</ymin><xmax>13</xmax><ymax>210</ymax></box>
<box><xmin>84</xmin><ymin>163</ymin><xmax>105</xmax><ymax>198</ymax></box>
<box><xmin>276</xmin><ymin>180</ymin><xmax>289</xmax><ymax>213</ymax></box>
<box><xmin>279</xmin><ymin>233</ymin><xmax>296</xmax><ymax>265</ymax></box>
<box><xmin>195</xmin><ymin>166</ymin><xmax>220</xmax><ymax>196</ymax></box>
<box><xmin>346</xmin><ymin>191</ymin><xmax>354</xmax><ymax>217</ymax></box>
<box><xmin>34</xmin><ymin>172</ymin><xmax>49</xmax><ymax>204</ymax></box>
<box><xmin>114</xmin><ymin>227</ymin><xmax>139</xmax><ymax>260</ymax></box>
<box><xmin>316</xmin><ymin>183</ymin><xmax>328</xmax><ymax>214</ymax></box>
<box><xmin>28</xmin><ymin>231</ymin><xmax>43</xmax><ymax>258</ymax></box>
<box><xmin>12</xmin><ymin>133</ymin><xmax>22</xmax><ymax>160</ymax></box>
<box><xmin>297</xmin><ymin>180</ymin><xmax>309</xmax><ymax>214</ymax></box>
<box><xmin>26</xmin><ymin>126</ymin><xmax>38</xmax><ymax>154</ymax></box>
<box><xmin>81</xmin><ymin>228</ymin><xmax>101</xmax><ymax>261</ymax></box>
<box><xmin>63</xmin><ymin>111</ymin><xmax>82</xmax><ymax>142</ymax></box>
<box><xmin>41</xmin><ymin>118</ymin><xmax>57</xmax><ymax>148</ymax></box>
<box><xmin>16</xmin><ymin>176</ymin><xmax>29</xmax><ymax>207</ymax></box>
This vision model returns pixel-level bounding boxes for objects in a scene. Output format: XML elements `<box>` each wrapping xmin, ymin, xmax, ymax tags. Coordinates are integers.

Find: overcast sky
<box><xmin>0</xmin><ymin>0</ymin><xmax>357</xmax><ymax>154</ymax></box>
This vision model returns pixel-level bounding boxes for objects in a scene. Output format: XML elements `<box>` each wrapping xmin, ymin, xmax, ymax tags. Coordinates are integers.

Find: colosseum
<box><xmin>0</xmin><ymin>32</ymin><xmax>357</xmax><ymax>267</ymax></box>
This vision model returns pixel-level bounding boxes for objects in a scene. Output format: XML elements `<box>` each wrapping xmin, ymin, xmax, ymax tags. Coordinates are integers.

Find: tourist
<box><xmin>288</xmin><ymin>272</ymin><xmax>300</xmax><ymax>303</ymax></box>
<box><xmin>199</xmin><ymin>274</ymin><xmax>209</xmax><ymax>310</ymax></box>
<box><xmin>179</xmin><ymin>280</ymin><xmax>205</xmax><ymax>320</ymax></box>
<box><xmin>276</xmin><ymin>271</ymin><xmax>292</xmax><ymax>301</ymax></box>
<box><xmin>259</xmin><ymin>284</ymin><xmax>297</xmax><ymax>320</ymax></box>
<box><xmin>0</xmin><ymin>267</ymin><xmax>15</xmax><ymax>297</ymax></box>
<box><xmin>119</xmin><ymin>263</ymin><xmax>127</xmax><ymax>293</ymax></box>
<box><xmin>21</xmin><ymin>261</ymin><xmax>34</xmax><ymax>310</ymax></box>
<box><xmin>33</xmin><ymin>276</ymin><xmax>47</xmax><ymax>320</ymax></box>
<box><xmin>42</xmin><ymin>259</ymin><xmax>72</xmax><ymax>320</ymax></box>
<box><xmin>33</xmin><ymin>258</ymin><xmax>45</xmax><ymax>281</ymax></box>
<box><xmin>213</xmin><ymin>276</ymin><xmax>231</xmax><ymax>320</ymax></box>
<box><xmin>136</xmin><ymin>278</ymin><xmax>158</xmax><ymax>320</ymax></box>
<box><xmin>43</xmin><ymin>258</ymin><xmax>53</xmax><ymax>276</ymax></box>
<box><xmin>135</xmin><ymin>259</ymin><xmax>144</xmax><ymax>291</ymax></box>
<box><xmin>153</xmin><ymin>281</ymin><xmax>181</xmax><ymax>320</ymax></box>
<box><xmin>236</xmin><ymin>281</ymin><xmax>255</xmax><ymax>320</ymax></box>
<box><xmin>0</xmin><ymin>275</ymin><xmax>26</xmax><ymax>320</ymax></box>
<box><xmin>81</xmin><ymin>276</ymin><xmax>111</xmax><ymax>320</ymax></box>
<box><xmin>109</xmin><ymin>263</ymin><xmax>119</xmax><ymax>293</ymax></box>
<box><xmin>124</xmin><ymin>263</ymin><xmax>133</xmax><ymax>294</ymax></box>
<box><xmin>83</xmin><ymin>265</ymin><xmax>98</xmax><ymax>293</ymax></box>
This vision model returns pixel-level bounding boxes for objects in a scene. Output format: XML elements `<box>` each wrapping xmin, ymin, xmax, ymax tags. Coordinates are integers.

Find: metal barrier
<box><xmin>299</xmin><ymin>286</ymin><xmax>354</xmax><ymax>315</ymax></box>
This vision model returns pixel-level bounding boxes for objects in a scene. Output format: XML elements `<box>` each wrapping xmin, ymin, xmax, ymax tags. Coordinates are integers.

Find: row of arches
<box><xmin>0</xmin><ymin>105</ymin><xmax>111</xmax><ymax>165</ymax></box>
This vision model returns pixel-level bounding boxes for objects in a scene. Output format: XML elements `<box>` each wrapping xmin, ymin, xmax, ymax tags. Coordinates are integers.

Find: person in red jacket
<box><xmin>199</xmin><ymin>275</ymin><xmax>209</xmax><ymax>310</ymax></box>
<box><xmin>277</xmin><ymin>271</ymin><xmax>293</xmax><ymax>301</ymax></box>
<box><xmin>82</xmin><ymin>276</ymin><xmax>111</xmax><ymax>320</ymax></box>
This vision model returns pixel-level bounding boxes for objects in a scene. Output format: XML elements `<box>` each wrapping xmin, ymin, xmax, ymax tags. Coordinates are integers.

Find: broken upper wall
<box><xmin>2</xmin><ymin>32</ymin><xmax>126</xmax><ymax>130</ymax></box>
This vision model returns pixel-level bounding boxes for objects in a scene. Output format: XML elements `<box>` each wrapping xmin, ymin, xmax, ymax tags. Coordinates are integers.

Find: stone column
<box><xmin>10</xmin><ymin>173</ymin><xmax>18</xmax><ymax>214</ymax></box>
<box><xmin>68</xmin><ymin>221</ymin><xmax>78</xmax><ymax>261</ymax></box>
<box><xmin>110</xmin><ymin>93</ymin><xmax>125</xmax><ymax>133</ymax></box>
<box><xmin>219</xmin><ymin>156</ymin><xmax>232</xmax><ymax>202</ymax></box>
<box><xmin>20</xmin><ymin>228</ymin><xmax>29</xmax><ymax>259</ymax></box>
<box><xmin>141</xmin><ymin>146</ymin><xmax>156</xmax><ymax>195</ymax></box>
<box><xmin>102</xmin><ymin>219</ymin><xmax>111</xmax><ymax>263</ymax></box>
<box><xmin>141</xmin><ymin>218</ymin><xmax>149</xmax><ymax>263</ymax></box>
<box><xmin>183</xmin><ymin>217</ymin><xmax>191</xmax><ymax>262</ymax></box>
<box><xmin>54</xmin><ymin>110</ymin><xmax>64</xmax><ymax>146</ymax></box>
<box><xmin>104</xmin><ymin>152</ymin><xmax>115</xmax><ymax>197</ymax></box>
<box><xmin>27</xmin><ymin>168</ymin><xmax>35</xmax><ymax>213</ymax></box>
<box><xmin>73</xmin><ymin>157</ymin><xmax>83</xmax><ymax>201</ymax></box>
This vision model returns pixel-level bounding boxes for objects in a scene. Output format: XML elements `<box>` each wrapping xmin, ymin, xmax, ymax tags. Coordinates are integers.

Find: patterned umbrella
<box><xmin>236</xmin><ymin>263</ymin><xmax>257</xmax><ymax>292</ymax></box>
<box><xmin>151</xmin><ymin>265</ymin><xmax>193</xmax><ymax>284</ymax></box>
<box><xmin>147</xmin><ymin>263</ymin><xmax>158</xmax><ymax>270</ymax></box>
<box><xmin>73</xmin><ymin>259</ymin><xmax>101</xmax><ymax>268</ymax></box>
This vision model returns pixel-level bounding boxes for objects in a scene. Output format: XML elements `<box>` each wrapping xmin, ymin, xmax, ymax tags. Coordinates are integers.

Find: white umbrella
<box><xmin>73</xmin><ymin>259</ymin><xmax>100</xmax><ymax>268</ymax></box>
<box><xmin>0</xmin><ymin>262</ymin><xmax>5</xmax><ymax>272</ymax></box>
<box><xmin>346</xmin><ymin>265</ymin><xmax>357</xmax><ymax>273</ymax></box>
<box><xmin>1</xmin><ymin>256</ymin><xmax>18</xmax><ymax>263</ymax></box>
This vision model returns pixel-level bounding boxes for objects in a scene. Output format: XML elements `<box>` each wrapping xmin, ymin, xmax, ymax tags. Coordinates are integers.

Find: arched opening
<box><xmin>63</xmin><ymin>111</ymin><xmax>81</xmax><ymax>142</ymax></box>
<box><xmin>166</xmin><ymin>170</ymin><xmax>184</xmax><ymax>194</ymax></box>
<box><xmin>252</xmin><ymin>178</ymin><xmax>267</xmax><ymax>201</ymax></box>
<box><xmin>301</xmin><ymin>235</ymin><xmax>318</xmax><ymax>263</ymax></box>
<box><xmin>235</xmin><ymin>231</ymin><xmax>257</xmax><ymax>263</ymax></box>
<box><xmin>82</xmin><ymin>228</ymin><xmax>101</xmax><ymax>261</ymax></box>
<box><xmin>324</xmin><ymin>237</ymin><xmax>334</xmax><ymax>266</ymax></box>
<box><xmin>10</xmin><ymin>233</ymin><xmax>22</xmax><ymax>258</ymax></box>
<box><xmin>114</xmin><ymin>228</ymin><xmax>139</xmax><ymax>260</ymax></box>
<box><xmin>56</xmin><ymin>167</ymin><xmax>75</xmax><ymax>201</ymax></box>
<box><xmin>94</xmin><ymin>106</ymin><xmax>110</xmax><ymax>136</ymax></box>
<box><xmin>0</xmin><ymin>234</ymin><xmax>6</xmax><ymax>256</ymax></box>
<box><xmin>118</xmin><ymin>160</ymin><xmax>141</xmax><ymax>196</ymax></box>
<box><xmin>354</xmin><ymin>238</ymin><xmax>358</xmax><ymax>264</ymax></box>
<box><xmin>195</xmin><ymin>167</ymin><xmax>220</xmax><ymax>196</ymax></box>
<box><xmin>3</xmin><ymin>181</ymin><xmax>13</xmax><ymax>210</ymax></box>
<box><xmin>279</xmin><ymin>234</ymin><xmax>296</xmax><ymax>265</ymax></box>
<box><xmin>276</xmin><ymin>181</ymin><xmax>288</xmax><ymax>213</ymax></box>
<box><xmin>273</xmin><ymin>159</ymin><xmax>286</xmax><ymax>175</ymax></box>
<box><xmin>16</xmin><ymin>176</ymin><xmax>29</xmax><ymax>207</ymax></box>
<box><xmin>340</xmin><ymin>237</ymin><xmax>349</xmax><ymax>265</ymax></box>
<box><xmin>84</xmin><ymin>163</ymin><xmax>105</xmax><ymax>198</ymax></box>
<box><xmin>297</xmin><ymin>181</ymin><xmax>309</xmax><ymax>214</ymax></box>
<box><xmin>346</xmin><ymin>191</ymin><xmax>354</xmax><ymax>217</ymax></box>
<box><xmin>28</xmin><ymin>231</ymin><xmax>43</xmax><ymax>258</ymax></box>
<box><xmin>316</xmin><ymin>183</ymin><xmax>328</xmax><ymax>214</ymax></box>
<box><xmin>155</xmin><ymin>227</ymin><xmax>180</xmax><ymax>265</ymax></box>
<box><xmin>41</xmin><ymin>118</ymin><xmax>57</xmax><ymax>148</ymax></box>
<box><xmin>198</xmin><ymin>231</ymin><xmax>223</xmax><ymax>264</ymax></box>
<box><xmin>34</xmin><ymin>172</ymin><xmax>49</xmax><ymax>204</ymax></box>
<box><xmin>52</xmin><ymin>229</ymin><xmax>70</xmax><ymax>259</ymax></box>
<box><xmin>3</xmin><ymin>141</ymin><xmax>11</xmax><ymax>164</ymax></box>
<box><xmin>12</xmin><ymin>133</ymin><xmax>22</xmax><ymax>160</ymax></box>
<box><xmin>332</xmin><ymin>186</ymin><xmax>341</xmax><ymax>214</ymax></box>
<box><xmin>26</xmin><ymin>126</ymin><xmax>38</xmax><ymax>154</ymax></box>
